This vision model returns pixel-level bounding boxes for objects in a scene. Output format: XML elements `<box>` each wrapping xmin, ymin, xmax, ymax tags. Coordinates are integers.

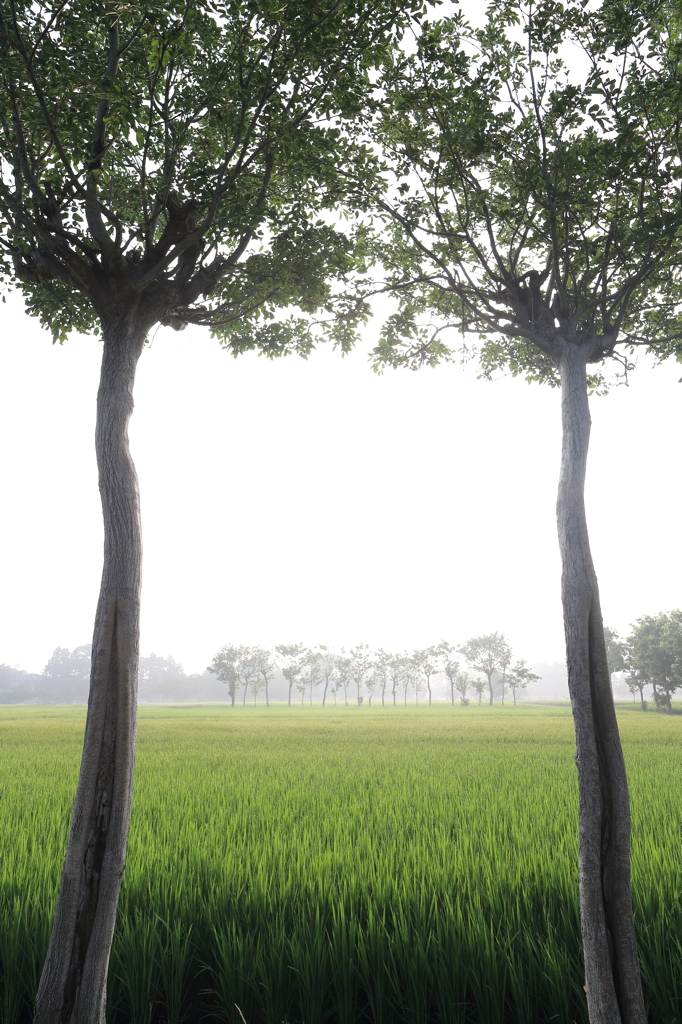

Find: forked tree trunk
<box><xmin>557</xmin><ymin>343</ymin><xmax>645</xmax><ymax>1024</ymax></box>
<box><xmin>35</xmin><ymin>314</ymin><xmax>146</xmax><ymax>1024</ymax></box>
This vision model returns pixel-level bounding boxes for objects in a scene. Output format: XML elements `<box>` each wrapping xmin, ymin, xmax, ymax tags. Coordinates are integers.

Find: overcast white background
<box><xmin>1</xmin><ymin>289</ymin><xmax>681</xmax><ymax>676</ymax></box>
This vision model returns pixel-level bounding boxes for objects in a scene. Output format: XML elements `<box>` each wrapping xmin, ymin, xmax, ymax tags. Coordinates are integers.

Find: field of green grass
<box><xmin>0</xmin><ymin>704</ymin><xmax>680</xmax><ymax>1024</ymax></box>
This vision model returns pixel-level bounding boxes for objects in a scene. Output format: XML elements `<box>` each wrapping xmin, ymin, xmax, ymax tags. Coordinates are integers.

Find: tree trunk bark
<box><xmin>35</xmin><ymin>315</ymin><xmax>146</xmax><ymax>1024</ymax></box>
<box><xmin>487</xmin><ymin>673</ymin><xmax>493</xmax><ymax>706</ymax></box>
<box><xmin>557</xmin><ymin>343</ymin><xmax>645</xmax><ymax>1024</ymax></box>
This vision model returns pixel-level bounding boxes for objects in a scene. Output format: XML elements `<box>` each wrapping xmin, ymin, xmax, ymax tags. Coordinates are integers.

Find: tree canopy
<box><xmin>367</xmin><ymin>0</ymin><xmax>682</xmax><ymax>380</ymax></box>
<box><xmin>0</xmin><ymin>0</ymin><xmax>419</xmax><ymax>348</ymax></box>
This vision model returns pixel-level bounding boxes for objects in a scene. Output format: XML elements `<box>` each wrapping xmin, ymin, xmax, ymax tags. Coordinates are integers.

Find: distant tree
<box><xmin>626</xmin><ymin>612</ymin><xmax>682</xmax><ymax>713</ymax></box>
<box><xmin>440</xmin><ymin>647</ymin><xmax>471</xmax><ymax>706</ymax></box>
<box><xmin>400</xmin><ymin>657</ymin><xmax>413</xmax><ymax>706</ymax></box>
<box><xmin>604</xmin><ymin>628</ymin><xmax>627</xmax><ymax>697</ymax></box>
<box><xmin>373</xmin><ymin>649</ymin><xmax>391</xmax><ymax>707</ymax></box>
<box><xmin>459</xmin><ymin>634</ymin><xmax>512</xmax><ymax>707</ymax></box>
<box><xmin>413</xmin><ymin>668</ymin><xmax>424</xmax><ymax>704</ymax></box>
<box><xmin>138</xmin><ymin>653</ymin><xmax>185</xmax><ymax>682</ymax></box>
<box><xmin>388</xmin><ymin>654</ymin><xmax>403</xmax><ymax>707</ymax></box>
<box><xmin>43</xmin><ymin>645</ymin><xmax>91</xmax><ymax>701</ymax></box>
<box><xmin>349</xmin><ymin>643</ymin><xmax>371</xmax><ymax>705</ymax></box>
<box><xmin>453</xmin><ymin>670</ymin><xmax>471</xmax><ymax>706</ymax></box>
<box><xmin>413</xmin><ymin>646</ymin><xmax>438</xmax><ymax>706</ymax></box>
<box><xmin>336</xmin><ymin>653</ymin><xmax>353</xmax><ymax>707</ymax></box>
<box><xmin>208</xmin><ymin>645</ymin><xmax>244</xmax><ymax>707</ymax></box>
<box><xmin>315</xmin><ymin>647</ymin><xmax>338</xmax><ymax>708</ymax></box>
<box><xmin>506</xmin><ymin>662</ymin><xmax>540</xmax><ymax>707</ymax></box>
<box><xmin>275</xmin><ymin>644</ymin><xmax>307</xmax><ymax>708</ymax></box>
<box><xmin>365</xmin><ymin>669</ymin><xmax>378</xmax><ymax>707</ymax></box>
<box><xmin>438</xmin><ymin>642</ymin><xmax>459</xmax><ymax>706</ymax></box>
<box><xmin>252</xmin><ymin>647</ymin><xmax>276</xmax><ymax>708</ymax></box>
<box><xmin>625</xmin><ymin>669</ymin><xmax>647</xmax><ymax>712</ymax></box>
<box><xmin>472</xmin><ymin>678</ymin><xmax>486</xmax><ymax>706</ymax></box>
<box><xmin>498</xmin><ymin>645</ymin><xmax>513</xmax><ymax>706</ymax></box>
<box><xmin>301</xmin><ymin>651</ymin><xmax>322</xmax><ymax>705</ymax></box>
<box><xmin>236</xmin><ymin>648</ymin><xmax>260</xmax><ymax>708</ymax></box>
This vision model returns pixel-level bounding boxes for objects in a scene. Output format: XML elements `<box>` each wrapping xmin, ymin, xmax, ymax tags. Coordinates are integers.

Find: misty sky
<box><xmin>1</xmin><ymin>289</ymin><xmax>681</xmax><ymax>675</ymax></box>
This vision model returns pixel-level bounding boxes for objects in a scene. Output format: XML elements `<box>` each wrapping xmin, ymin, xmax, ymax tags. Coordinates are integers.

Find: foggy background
<box><xmin>1</xmin><ymin>288</ymin><xmax>681</xmax><ymax>702</ymax></box>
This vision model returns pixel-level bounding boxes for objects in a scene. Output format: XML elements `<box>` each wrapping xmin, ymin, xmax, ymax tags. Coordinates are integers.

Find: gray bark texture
<box><xmin>35</xmin><ymin>313</ymin><xmax>146</xmax><ymax>1024</ymax></box>
<box><xmin>557</xmin><ymin>342</ymin><xmax>645</xmax><ymax>1024</ymax></box>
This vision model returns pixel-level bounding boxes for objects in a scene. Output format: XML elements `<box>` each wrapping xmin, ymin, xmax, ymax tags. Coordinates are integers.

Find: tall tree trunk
<box><xmin>487</xmin><ymin>673</ymin><xmax>493</xmax><ymax>706</ymax></box>
<box><xmin>35</xmin><ymin>315</ymin><xmax>146</xmax><ymax>1024</ymax></box>
<box><xmin>557</xmin><ymin>343</ymin><xmax>645</xmax><ymax>1024</ymax></box>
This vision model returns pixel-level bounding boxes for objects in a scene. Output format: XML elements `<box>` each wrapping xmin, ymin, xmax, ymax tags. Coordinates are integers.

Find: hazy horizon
<box><xmin>1</xmin><ymin>291</ymin><xmax>681</xmax><ymax>677</ymax></box>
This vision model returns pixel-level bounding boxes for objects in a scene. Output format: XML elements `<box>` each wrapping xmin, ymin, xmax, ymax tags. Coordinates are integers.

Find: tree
<box><xmin>252</xmin><ymin>647</ymin><xmax>276</xmax><ymax>708</ymax></box>
<box><xmin>400</xmin><ymin>656</ymin><xmax>413</xmax><ymax>705</ymax></box>
<box><xmin>275</xmin><ymin>643</ymin><xmax>307</xmax><ymax>708</ymax></box>
<box><xmin>452</xmin><ymin>669</ymin><xmax>471</xmax><ymax>706</ymax></box>
<box><xmin>388</xmin><ymin>653</ymin><xmax>403</xmax><ymax>707</ymax></box>
<box><xmin>440</xmin><ymin>644</ymin><xmax>472</xmax><ymax>706</ymax></box>
<box><xmin>626</xmin><ymin>611</ymin><xmax>682</xmax><ymax>713</ymax></box>
<box><xmin>604</xmin><ymin>627</ymin><xmax>627</xmax><ymax>697</ymax></box>
<box><xmin>506</xmin><ymin>661</ymin><xmax>539</xmax><ymax>707</ymax></box>
<box><xmin>413</xmin><ymin>645</ymin><xmax>438</xmax><ymax>706</ymax></box>
<box><xmin>301</xmin><ymin>650</ymin><xmax>322</xmax><ymax>705</ymax></box>
<box><xmin>336</xmin><ymin>652</ymin><xmax>353</xmax><ymax>707</ymax></box>
<box><xmin>498</xmin><ymin>643</ymin><xmax>513</xmax><ymax>706</ymax></box>
<box><xmin>373</xmin><ymin>648</ymin><xmax>391</xmax><ymax>706</ymax></box>
<box><xmin>368</xmin><ymin>4</ymin><xmax>682</xmax><ymax>1015</ymax></box>
<box><xmin>315</xmin><ymin>647</ymin><xmax>338</xmax><ymax>708</ymax></box>
<box><xmin>625</xmin><ymin>668</ymin><xmax>647</xmax><ymax>712</ymax></box>
<box><xmin>472</xmin><ymin>678</ymin><xmax>486</xmax><ymax>706</ymax></box>
<box><xmin>208</xmin><ymin>644</ymin><xmax>244</xmax><ymax>707</ymax></box>
<box><xmin>138</xmin><ymin>652</ymin><xmax>184</xmax><ymax>683</ymax></box>
<box><xmin>138</xmin><ymin>651</ymin><xmax>186</xmax><ymax>701</ymax></box>
<box><xmin>459</xmin><ymin>634</ymin><xmax>512</xmax><ymax>708</ymax></box>
<box><xmin>438</xmin><ymin>641</ymin><xmax>460</xmax><ymax>706</ymax></box>
<box><xmin>349</xmin><ymin>642</ymin><xmax>371</xmax><ymax>705</ymax></box>
<box><xmin>0</xmin><ymin>1</ymin><xmax>420</xmax><ymax>1016</ymax></box>
<box><xmin>237</xmin><ymin>647</ymin><xmax>260</xmax><ymax>708</ymax></box>
<box><xmin>43</xmin><ymin>644</ymin><xmax>91</xmax><ymax>702</ymax></box>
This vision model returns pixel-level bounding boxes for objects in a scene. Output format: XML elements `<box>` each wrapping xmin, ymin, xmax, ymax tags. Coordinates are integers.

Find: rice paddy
<box><xmin>0</xmin><ymin>703</ymin><xmax>680</xmax><ymax>1024</ymax></box>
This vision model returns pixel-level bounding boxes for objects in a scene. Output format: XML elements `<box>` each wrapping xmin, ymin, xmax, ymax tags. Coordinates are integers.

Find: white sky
<box><xmin>1</xmin><ymin>291</ymin><xmax>681</xmax><ymax>675</ymax></box>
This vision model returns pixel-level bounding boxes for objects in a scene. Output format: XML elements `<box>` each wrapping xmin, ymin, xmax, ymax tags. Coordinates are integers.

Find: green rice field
<box><xmin>0</xmin><ymin>704</ymin><xmax>680</xmax><ymax>1024</ymax></box>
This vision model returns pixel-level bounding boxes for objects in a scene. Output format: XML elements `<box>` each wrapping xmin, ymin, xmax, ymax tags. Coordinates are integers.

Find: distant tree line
<box><xmin>0</xmin><ymin>648</ymin><xmax>217</xmax><ymax>704</ymax></box>
<box><xmin>208</xmin><ymin>633</ymin><xmax>539</xmax><ymax>708</ymax></box>
<box><xmin>4</xmin><ymin>614</ymin><xmax>680</xmax><ymax>710</ymax></box>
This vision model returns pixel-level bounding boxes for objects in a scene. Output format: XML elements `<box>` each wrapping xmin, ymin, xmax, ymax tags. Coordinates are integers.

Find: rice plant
<box><xmin>0</xmin><ymin>704</ymin><xmax>680</xmax><ymax>1023</ymax></box>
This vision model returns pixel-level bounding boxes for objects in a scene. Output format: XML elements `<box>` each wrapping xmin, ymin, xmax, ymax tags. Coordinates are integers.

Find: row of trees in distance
<box><xmin>4</xmin><ymin>613</ymin><xmax>679</xmax><ymax>711</ymax></box>
<box><xmin>207</xmin><ymin>632</ymin><xmax>540</xmax><ymax>708</ymax></box>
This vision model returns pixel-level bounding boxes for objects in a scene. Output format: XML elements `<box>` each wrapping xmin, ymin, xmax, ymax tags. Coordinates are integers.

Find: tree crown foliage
<box><xmin>0</xmin><ymin>0</ymin><xmax>421</xmax><ymax>348</ymax></box>
<box><xmin>366</xmin><ymin>0</ymin><xmax>682</xmax><ymax>387</ymax></box>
